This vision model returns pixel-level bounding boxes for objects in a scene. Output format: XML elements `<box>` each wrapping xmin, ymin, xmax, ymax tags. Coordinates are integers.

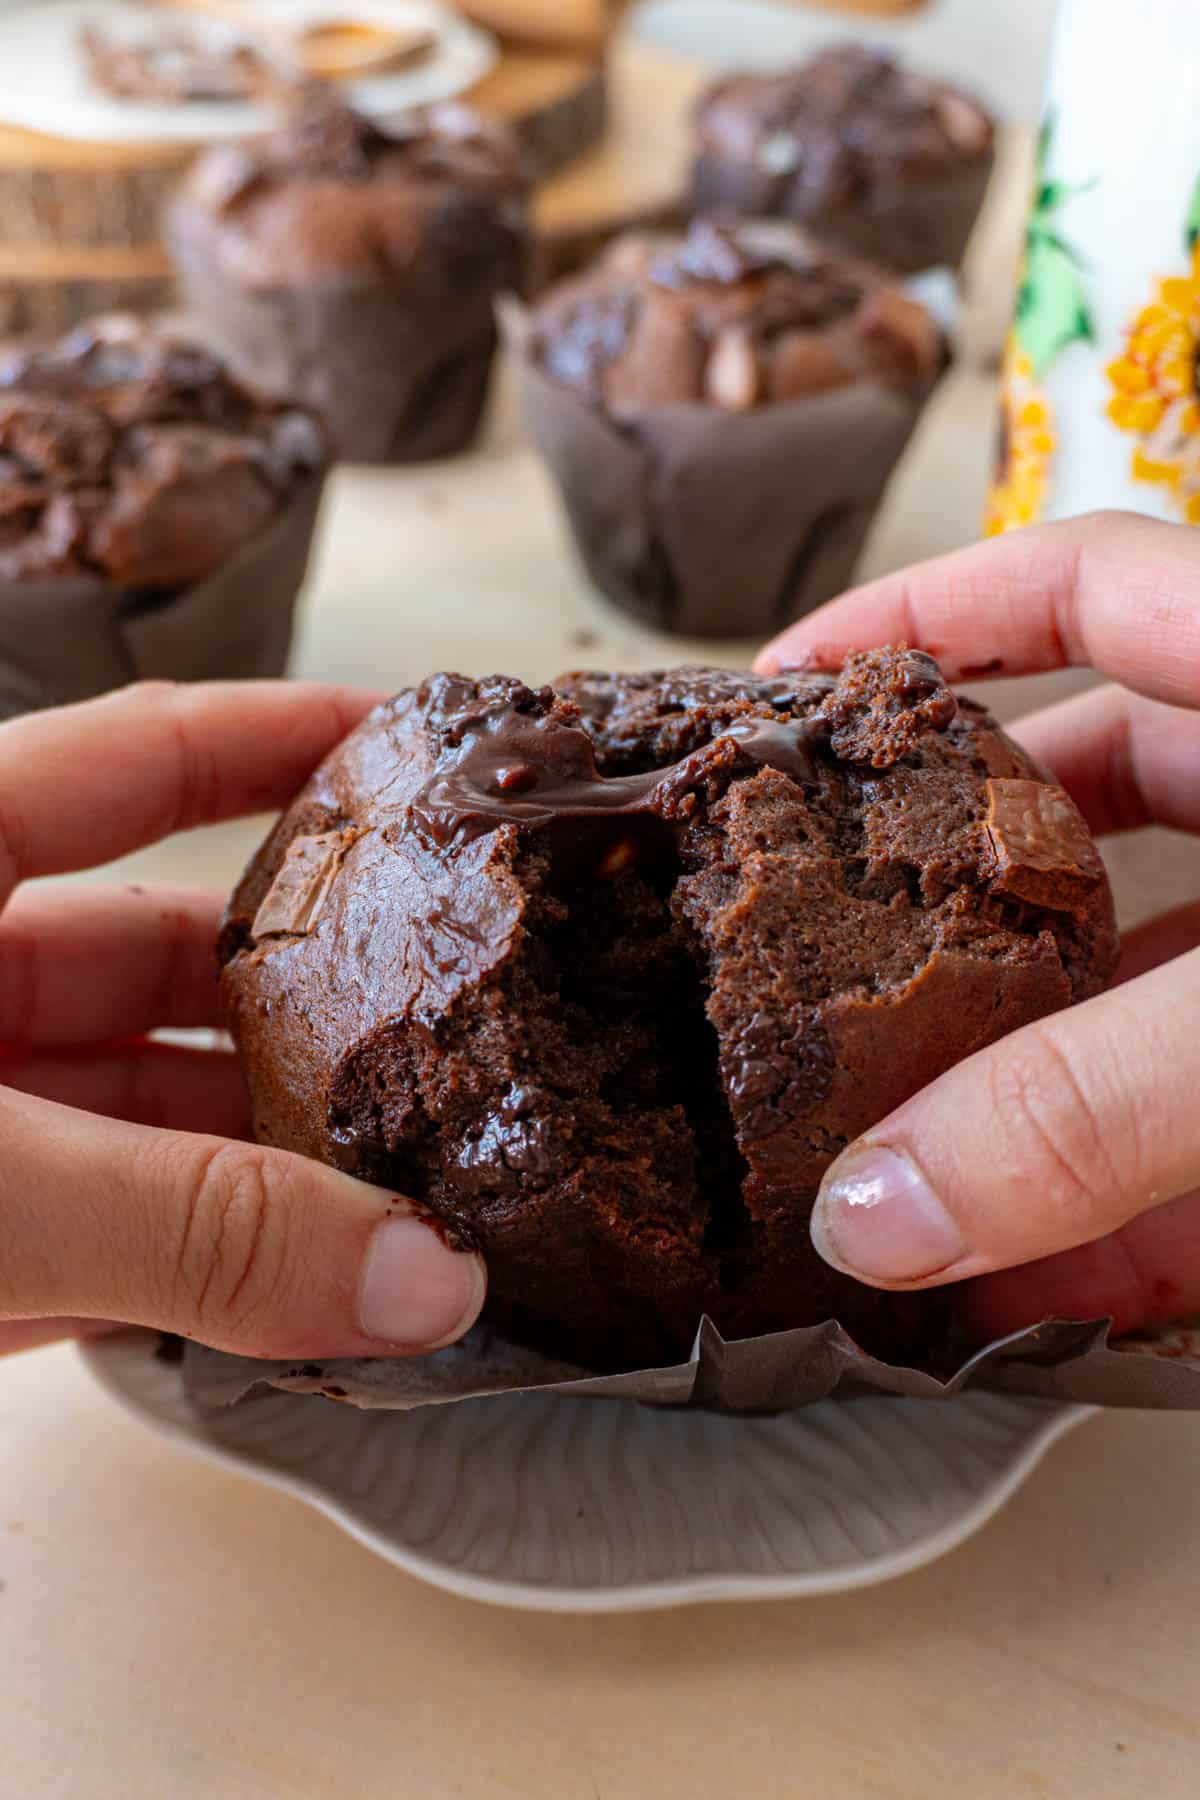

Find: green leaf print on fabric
<box><xmin>1015</xmin><ymin>113</ymin><xmax>1095</xmax><ymax>377</ymax></box>
<box><xmin>1186</xmin><ymin>172</ymin><xmax>1200</xmax><ymax>250</ymax></box>
<box><xmin>1017</xmin><ymin>236</ymin><xmax>1095</xmax><ymax>375</ymax></box>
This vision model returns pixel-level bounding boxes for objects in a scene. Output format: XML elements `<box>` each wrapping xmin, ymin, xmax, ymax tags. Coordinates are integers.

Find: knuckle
<box><xmin>170</xmin><ymin>1141</ymin><xmax>291</xmax><ymax>1340</ymax></box>
<box><xmin>124</xmin><ymin>678</ymin><xmax>182</xmax><ymax>707</ymax></box>
<box><xmin>127</xmin><ymin>680</ymin><xmax>215</xmax><ymax>836</ymax></box>
<box><xmin>1089</xmin><ymin>507</ymin><xmax>1133</xmax><ymax>534</ymax></box>
<box><xmin>150</xmin><ymin>682</ymin><xmax>207</xmax><ymax>833</ymax></box>
<box><xmin>984</xmin><ymin>1026</ymin><xmax>1119</xmax><ymax>1231</ymax></box>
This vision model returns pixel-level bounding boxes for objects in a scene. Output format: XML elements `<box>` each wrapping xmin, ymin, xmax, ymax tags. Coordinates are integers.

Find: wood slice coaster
<box><xmin>530</xmin><ymin>43</ymin><xmax>700</xmax><ymax>286</ymax></box>
<box><xmin>467</xmin><ymin>46</ymin><xmax>607</xmax><ymax>180</ymax></box>
<box><xmin>0</xmin><ymin>125</ymin><xmax>192</xmax><ymax>250</ymax></box>
<box><xmin>0</xmin><ymin>245</ymin><xmax>175</xmax><ymax>340</ymax></box>
<box><xmin>800</xmin><ymin>0</ymin><xmax>930</xmax><ymax>12</ymax></box>
<box><xmin>454</xmin><ymin>1</ymin><xmax>630</xmax><ymax>54</ymax></box>
<box><xmin>0</xmin><ymin>42</ymin><xmax>610</xmax><ymax>337</ymax></box>
<box><xmin>0</xmin><ymin>125</ymin><xmax>185</xmax><ymax>337</ymax></box>
<box><xmin>0</xmin><ymin>39</ymin><xmax>699</xmax><ymax>336</ymax></box>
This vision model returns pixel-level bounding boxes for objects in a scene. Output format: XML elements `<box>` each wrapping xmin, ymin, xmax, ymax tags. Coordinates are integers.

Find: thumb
<box><xmin>0</xmin><ymin>1087</ymin><xmax>485</xmax><ymax>1358</ymax></box>
<box><xmin>809</xmin><ymin>948</ymin><xmax>1200</xmax><ymax>1292</ymax></box>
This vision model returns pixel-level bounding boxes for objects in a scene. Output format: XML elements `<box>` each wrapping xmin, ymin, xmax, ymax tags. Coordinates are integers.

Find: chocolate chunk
<box><xmin>934</xmin><ymin>92</ymin><xmax>993</xmax><ymax>157</ymax></box>
<box><xmin>705</xmin><ymin>328</ymin><xmax>761</xmax><ymax>411</ymax></box>
<box><xmin>651</xmin><ymin>218</ymin><xmax>770</xmax><ymax>288</ymax></box>
<box><xmin>251</xmin><ymin>831</ymin><xmax>355</xmax><ymax>939</ymax></box>
<box><xmin>856</xmin><ymin>289</ymin><xmax>944</xmax><ymax>384</ymax></box>
<box><xmin>983</xmin><ymin>779</ymin><xmax>1105</xmax><ymax>911</ymax></box>
<box><xmin>538</xmin><ymin>291</ymin><xmax>635</xmax><ymax>399</ymax></box>
<box><xmin>493</xmin><ymin>764</ymin><xmax>539</xmax><ymax>793</ymax></box>
<box><xmin>456</xmin><ymin>1084</ymin><xmax>565</xmax><ymax>1191</ymax></box>
<box><xmin>724</xmin><ymin>1009</ymin><xmax>836</xmax><ymax>1141</ymax></box>
<box><xmin>597</xmin><ymin>838</ymin><xmax>639</xmax><ymax>877</ymax></box>
<box><xmin>601</xmin><ymin>292</ymin><xmax>705</xmax><ymax>421</ymax></box>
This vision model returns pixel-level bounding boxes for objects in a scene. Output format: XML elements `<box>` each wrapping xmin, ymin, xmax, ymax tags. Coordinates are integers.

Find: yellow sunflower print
<box><xmin>983</xmin><ymin>115</ymin><xmax>1092</xmax><ymax>535</ymax></box>
<box><xmin>1107</xmin><ymin>244</ymin><xmax>1200</xmax><ymax>522</ymax></box>
<box><xmin>984</xmin><ymin>335</ymin><xmax>1056</xmax><ymax>536</ymax></box>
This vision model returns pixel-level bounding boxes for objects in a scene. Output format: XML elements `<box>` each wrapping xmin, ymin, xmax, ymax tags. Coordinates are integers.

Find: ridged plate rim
<box><xmin>81</xmin><ymin>1334</ymin><xmax>1092</xmax><ymax>1614</ymax></box>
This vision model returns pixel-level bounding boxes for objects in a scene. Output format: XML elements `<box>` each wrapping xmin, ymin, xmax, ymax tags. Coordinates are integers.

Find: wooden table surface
<box><xmin>3</xmin><ymin>115</ymin><xmax>1200</xmax><ymax>1800</ymax></box>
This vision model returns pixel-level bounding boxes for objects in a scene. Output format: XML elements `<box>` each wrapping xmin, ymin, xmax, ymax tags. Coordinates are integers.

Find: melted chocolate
<box><xmin>411</xmin><ymin>708</ymin><xmax>830</xmax><ymax>848</ymax></box>
<box><xmin>455</xmin><ymin>1083</ymin><xmax>564</xmax><ymax>1190</ymax></box>
<box><xmin>410</xmin><ymin>655</ymin><xmax>960</xmax><ymax>849</ymax></box>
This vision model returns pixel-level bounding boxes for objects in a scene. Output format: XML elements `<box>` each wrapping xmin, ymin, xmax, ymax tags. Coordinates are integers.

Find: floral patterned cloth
<box><xmin>986</xmin><ymin>0</ymin><xmax>1200</xmax><ymax>533</ymax></box>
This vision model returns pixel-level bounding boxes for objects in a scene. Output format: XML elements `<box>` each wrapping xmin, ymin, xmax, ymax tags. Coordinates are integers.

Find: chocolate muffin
<box><xmin>0</xmin><ymin>315</ymin><xmax>326</xmax><ymax>718</ymax></box>
<box><xmin>513</xmin><ymin>218</ymin><xmax>947</xmax><ymax>636</ymax></box>
<box><xmin>169</xmin><ymin>98</ymin><xmax>529</xmax><ymax>464</ymax></box>
<box><xmin>692</xmin><ymin>45</ymin><xmax>995</xmax><ymax>272</ymax></box>
<box><xmin>221</xmin><ymin>652</ymin><xmax>1118</xmax><ymax>1375</ymax></box>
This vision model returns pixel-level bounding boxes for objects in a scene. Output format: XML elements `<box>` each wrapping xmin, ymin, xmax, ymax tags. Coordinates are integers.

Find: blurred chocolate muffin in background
<box><xmin>0</xmin><ymin>315</ymin><xmax>327</xmax><ymax>717</ymax></box>
<box><xmin>691</xmin><ymin>44</ymin><xmax>994</xmax><ymax>273</ymax></box>
<box><xmin>512</xmin><ymin>217</ymin><xmax>947</xmax><ymax>637</ymax></box>
<box><xmin>169</xmin><ymin>96</ymin><xmax>529</xmax><ymax>464</ymax></box>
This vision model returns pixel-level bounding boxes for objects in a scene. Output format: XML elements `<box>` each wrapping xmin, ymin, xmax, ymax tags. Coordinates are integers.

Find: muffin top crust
<box><xmin>695</xmin><ymin>44</ymin><xmax>994</xmax><ymax>192</ymax></box>
<box><xmin>0</xmin><ymin>317</ymin><xmax>324</xmax><ymax>587</ymax></box>
<box><xmin>173</xmin><ymin>97</ymin><xmax>528</xmax><ymax>288</ymax></box>
<box><xmin>530</xmin><ymin>219</ymin><xmax>946</xmax><ymax>418</ymax></box>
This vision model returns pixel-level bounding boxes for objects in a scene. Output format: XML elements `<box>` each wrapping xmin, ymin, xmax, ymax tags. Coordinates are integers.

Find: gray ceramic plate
<box><xmin>82</xmin><ymin>1330</ymin><xmax>1089</xmax><ymax>1613</ymax></box>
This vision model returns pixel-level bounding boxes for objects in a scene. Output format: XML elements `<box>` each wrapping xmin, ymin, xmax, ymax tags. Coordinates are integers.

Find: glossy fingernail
<box><xmin>811</xmin><ymin>1144</ymin><xmax>967</xmax><ymax>1284</ymax></box>
<box><xmin>358</xmin><ymin>1216</ymin><xmax>486</xmax><ymax>1349</ymax></box>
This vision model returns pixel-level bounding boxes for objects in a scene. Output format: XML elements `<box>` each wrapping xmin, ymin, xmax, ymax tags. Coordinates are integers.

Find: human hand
<box><xmin>755</xmin><ymin>510</ymin><xmax>1200</xmax><ymax>1338</ymax></box>
<box><xmin>0</xmin><ymin>681</ymin><xmax>486</xmax><ymax>1359</ymax></box>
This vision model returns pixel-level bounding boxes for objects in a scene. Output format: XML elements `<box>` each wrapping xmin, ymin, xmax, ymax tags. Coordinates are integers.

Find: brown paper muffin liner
<box><xmin>172</xmin><ymin>231</ymin><xmax>504</xmax><ymax>465</ymax></box>
<box><xmin>181</xmin><ymin>1313</ymin><xmax>1200</xmax><ymax>1416</ymax></box>
<box><xmin>502</xmin><ymin>299</ymin><xmax>937</xmax><ymax>638</ymax></box>
<box><xmin>689</xmin><ymin>154</ymin><xmax>995</xmax><ymax>275</ymax></box>
<box><xmin>0</xmin><ymin>473</ymin><xmax>324</xmax><ymax>720</ymax></box>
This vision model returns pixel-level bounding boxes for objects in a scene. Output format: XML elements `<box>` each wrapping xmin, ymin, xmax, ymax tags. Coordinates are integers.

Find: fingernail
<box><xmin>811</xmin><ymin>1144</ymin><xmax>967</xmax><ymax>1284</ymax></box>
<box><xmin>358</xmin><ymin>1216</ymin><xmax>486</xmax><ymax>1350</ymax></box>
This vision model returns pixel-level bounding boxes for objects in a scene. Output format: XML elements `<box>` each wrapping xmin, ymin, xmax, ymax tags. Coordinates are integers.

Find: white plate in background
<box><xmin>0</xmin><ymin>0</ymin><xmax>497</xmax><ymax>142</ymax></box>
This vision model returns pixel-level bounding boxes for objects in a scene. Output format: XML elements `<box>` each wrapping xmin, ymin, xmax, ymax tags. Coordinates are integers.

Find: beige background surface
<box><xmin>4</xmin><ymin>24</ymin><xmax>1200</xmax><ymax>1794</ymax></box>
